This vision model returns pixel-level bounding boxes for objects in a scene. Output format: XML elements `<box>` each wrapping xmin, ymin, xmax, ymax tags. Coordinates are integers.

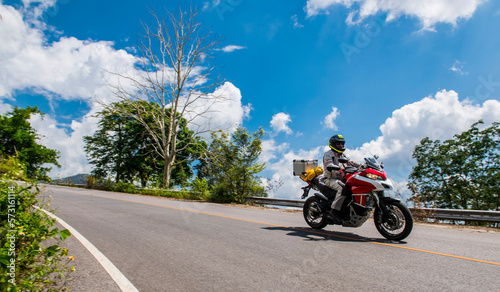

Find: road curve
<box><xmin>41</xmin><ymin>185</ymin><xmax>500</xmax><ymax>291</ymax></box>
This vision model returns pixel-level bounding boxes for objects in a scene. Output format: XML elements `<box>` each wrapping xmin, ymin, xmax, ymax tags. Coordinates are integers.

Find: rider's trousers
<box><xmin>324</xmin><ymin>178</ymin><xmax>345</xmax><ymax>211</ymax></box>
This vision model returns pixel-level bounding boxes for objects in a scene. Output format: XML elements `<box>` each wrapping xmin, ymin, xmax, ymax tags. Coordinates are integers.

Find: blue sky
<box><xmin>1</xmin><ymin>0</ymin><xmax>499</xmax><ymax>199</ymax></box>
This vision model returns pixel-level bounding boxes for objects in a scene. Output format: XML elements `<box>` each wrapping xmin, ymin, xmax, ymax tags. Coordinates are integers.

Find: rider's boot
<box><xmin>330</xmin><ymin>209</ymin><xmax>342</xmax><ymax>225</ymax></box>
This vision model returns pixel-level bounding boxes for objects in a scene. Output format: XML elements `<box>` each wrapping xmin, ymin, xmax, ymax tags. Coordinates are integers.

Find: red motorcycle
<box><xmin>301</xmin><ymin>156</ymin><xmax>413</xmax><ymax>241</ymax></box>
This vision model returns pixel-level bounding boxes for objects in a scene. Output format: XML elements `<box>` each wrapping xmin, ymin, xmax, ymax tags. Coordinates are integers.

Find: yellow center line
<box><xmin>59</xmin><ymin>189</ymin><xmax>500</xmax><ymax>267</ymax></box>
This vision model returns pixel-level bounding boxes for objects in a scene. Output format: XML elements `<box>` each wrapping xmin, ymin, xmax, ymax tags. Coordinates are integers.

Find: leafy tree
<box><xmin>200</xmin><ymin>127</ymin><xmax>266</xmax><ymax>203</ymax></box>
<box><xmin>84</xmin><ymin>101</ymin><xmax>206</xmax><ymax>188</ymax></box>
<box><xmin>84</xmin><ymin>102</ymin><xmax>154</xmax><ymax>187</ymax></box>
<box><xmin>102</xmin><ymin>7</ymin><xmax>224</xmax><ymax>188</ymax></box>
<box><xmin>0</xmin><ymin>106</ymin><xmax>60</xmax><ymax>180</ymax></box>
<box><xmin>409</xmin><ymin>120</ymin><xmax>500</xmax><ymax>210</ymax></box>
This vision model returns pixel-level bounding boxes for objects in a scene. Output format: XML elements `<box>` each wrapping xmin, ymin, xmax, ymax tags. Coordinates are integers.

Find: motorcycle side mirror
<box><xmin>338</xmin><ymin>158</ymin><xmax>349</xmax><ymax>164</ymax></box>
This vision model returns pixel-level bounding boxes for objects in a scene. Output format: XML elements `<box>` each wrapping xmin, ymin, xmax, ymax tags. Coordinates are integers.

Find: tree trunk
<box><xmin>163</xmin><ymin>154</ymin><xmax>174</xmax><ymax>189</ymax></box>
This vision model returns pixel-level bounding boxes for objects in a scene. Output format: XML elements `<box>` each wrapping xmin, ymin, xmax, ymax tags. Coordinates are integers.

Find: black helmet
<box><xmin>329</xmin><ymin>135</ymin><xmax>346</xmax><ymax>153</ymax></box>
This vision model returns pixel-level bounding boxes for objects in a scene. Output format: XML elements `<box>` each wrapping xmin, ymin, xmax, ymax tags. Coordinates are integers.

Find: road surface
<box><xmin>40</xmin><ymin>185</ymin><xmax>500</xmax><ymax>291</ymax></box>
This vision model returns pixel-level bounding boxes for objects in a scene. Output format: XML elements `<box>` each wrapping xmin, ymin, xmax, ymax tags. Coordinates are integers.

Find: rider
<box><xmin>323</xmin><ymin>134</ymin><xmax>360</xmax><ymax>224</ymax></box>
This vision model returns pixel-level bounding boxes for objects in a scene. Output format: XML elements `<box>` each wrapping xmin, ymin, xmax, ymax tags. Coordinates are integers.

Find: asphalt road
<box><xmin>40</xmin><ymin>185</ymin><xmax>500</xmax><ymax>292</ymax></box>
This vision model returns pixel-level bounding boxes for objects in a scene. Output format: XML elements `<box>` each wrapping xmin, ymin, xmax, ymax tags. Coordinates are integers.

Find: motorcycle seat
<box><xmin>312</xmin><ymin>176</ymin><xmax>337</xmax><ymax>199</ymax></box>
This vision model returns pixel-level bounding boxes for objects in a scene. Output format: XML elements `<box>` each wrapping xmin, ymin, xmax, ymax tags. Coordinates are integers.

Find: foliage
<box><xmin>0</xmin><ymin>106</ymin><xmax>60</xmax><ymax>181</ymax></box>
<box><xmin>0</xmin><ymin>156</ymin><xmax>27</xmax><ymax>181</ymax></box>
<box><xmin>139</xmin><ymin>188</ymin><xmax>207</xmax><ymax>200</ymax></box>
<box><xmin>84</xmin><ymin>101</ymin><xmax>156</xmax><ymax>187</ymax></box>
<box><xmin>409</xmin><ymin>120</ymin><xmax>500</xmax><ymax>210</ymax></box>
<box><xmin>103</xmin><ymin>7</ymin><xmax>223</xmax><ymax>188</ymax></box>
<box><xmin>84</xmin><ymin>175</ymin><xmax>208</xmax><ymax>200</ymax></box>
<box><xmin>0</xmin><ymin>180</ymin><xmax>72</xmax><ymax>291</ymax></box>
<box><xmin>199</xmin><ymin>127</ymin><xmax>267</xmax><ymax>203</ymax></box>
<box><xmin>191</xmin><ymin>177</ymin><xmax>209</xmax><ymax>193</ymax></box>
<box><xmin>84</xmin><ymin>101</ymin><xmax>207</xmax><ymax>188</ymax></box>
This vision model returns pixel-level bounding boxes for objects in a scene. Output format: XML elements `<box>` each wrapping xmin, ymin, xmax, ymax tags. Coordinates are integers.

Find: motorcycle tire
<box><xmin>374</xmin><ymin>201</ymin><xmax>413</xmax><ymax>241</ymax></box>
<box><xmin>303</xmin><ymin>196</ymin><xmax>328</xmax><ymax>229</ymax></box>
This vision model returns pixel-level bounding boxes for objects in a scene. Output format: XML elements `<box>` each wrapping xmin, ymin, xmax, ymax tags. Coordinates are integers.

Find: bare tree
<box><xmin>102</xmin><ymin>6</ymin><xmax>225</xmax><ymax>188</ymax></box>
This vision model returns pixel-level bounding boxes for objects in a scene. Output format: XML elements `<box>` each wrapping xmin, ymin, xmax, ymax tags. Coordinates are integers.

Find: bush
<box><xmin>113</xmin><ymin>182</ymin><xmax>137</xmax><ymax>194</ymax></box>
<box><xmin>190</xmin><ymin>178</ymin><xmax>211</xmax><ymax>200</ymax></box>
<box><xmin>0</xmin><ymin>180</ymin><xmax>72</xmax><ymax>291</ymax></box>
<box><xmin>0</xmin><ymin>156</ymin><xmax>27</xmax><ymax>181</ymax></box>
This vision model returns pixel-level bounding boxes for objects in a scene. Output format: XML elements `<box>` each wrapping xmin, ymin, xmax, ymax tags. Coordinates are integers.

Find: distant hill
<box><xmin>53</xmin><ymin>173</ymin><xmax>89</xmax><ymax>185</ymax></box>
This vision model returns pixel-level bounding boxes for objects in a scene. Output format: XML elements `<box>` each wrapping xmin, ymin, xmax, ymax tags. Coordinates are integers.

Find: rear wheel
<box><xmin>303</xmin><ymin>196</ymin><xmax>328</xmax><ymax>229</ymax></box>
<box><xmin>374</xmin><ymin>201</ymin><xmax>413</xmax><ymax>241</ymax></box>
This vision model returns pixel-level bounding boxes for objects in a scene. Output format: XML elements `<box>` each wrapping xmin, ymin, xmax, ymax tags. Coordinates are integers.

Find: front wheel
<box><xmin>303</xmin><ymin>196</ymin><xmax>328</xmax><ymax>229</ymax></box>
<box><xmin>374</xmin><ymin>201</ymin><xmax>413</xmax><ymax>241</ymax></box>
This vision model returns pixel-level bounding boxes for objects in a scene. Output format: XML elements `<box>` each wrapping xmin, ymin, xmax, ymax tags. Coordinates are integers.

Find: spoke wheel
<box><xmin>303</xmin><ymin>196</ymin><xmax>328</xmax><ymax>229</ymax></box>
<box><xmin>374</xmin><ymin>201</ymin><xmax>413</xmax><ymax>241</ymax></box>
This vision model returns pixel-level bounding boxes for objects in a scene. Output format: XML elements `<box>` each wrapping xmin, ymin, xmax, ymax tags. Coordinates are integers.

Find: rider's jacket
<box><xmin>323</xmin><ymin>150</ymin><xmax>360</xmax><ymax>180</ymax></box>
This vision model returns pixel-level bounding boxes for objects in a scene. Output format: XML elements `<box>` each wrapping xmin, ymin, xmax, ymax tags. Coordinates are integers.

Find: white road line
<box><xmin>35</xmin><ymin>207</ymin><xmax>139</xmax><ymax>292</ymax></box>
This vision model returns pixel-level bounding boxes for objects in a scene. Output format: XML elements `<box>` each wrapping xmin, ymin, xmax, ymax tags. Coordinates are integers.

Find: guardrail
<box><xmin>246</xmin><ymin>196</ymin><xmax>500</xmax><ymax>223</ymax></box>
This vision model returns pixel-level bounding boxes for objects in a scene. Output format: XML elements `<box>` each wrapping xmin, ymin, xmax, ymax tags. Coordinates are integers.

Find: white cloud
<box><xmin>260</xmin><ymin>139</ymin><xmax>290</xmax><ymax>163</ymax></box>
<box><xmin>449</xmin><ymin>60</ymin><xmax>469</xmax><ymax>75</ymax></box>
<box><xmin>265</xmin><ymin>89</ymin><xmax>500</xmax><ymax>199</ymax></box>
<box><xmin>0</xmin><ymin>100</ymin><xmax>12</xmax><ymax>115</ymax></box>
<box><xmin>1</xmin><ymin>3</ymin><xmax>253</xmax><ymax>178</ymax></box>
<box><xmin>345</xmin><ymin>89</ymin><xmax>500</xmax><ymax>185</ymax></box>
<box><xmin>270</xmin><ymin>112</ymin><xmax>293</xmax><ymax>135</ymax></box>
<box><xmin>261</xmin><ymin>140</ymin><xmax>324</xmax><ymax>198</ymax></box>
<box><xmin>28</xmin><ymin>110</ymin><xmax>100</xmax><ymax>178</ymax></box>
<box><xmin>0</xmin><ymin>2</ymin><xmax>141</xmax><ymax>178</ymax></box>
<box><xmin>0</xmin><ymin>4</ymin><xmax>137</xmax><ymax>100</ymax></box>
<box><xmin>350</xmin><ymin>89</ymin><xmax>499</xmax><ymax>167</ymax></box>
<box><xmin>291</xmin><ymin>14</ymin><xmax>304</xmax><ymax>28</ymax></box>
<box><xmin>322</xmin><ymin>106</ymin><xmax>340</xmax><ymax>130</ymax></box>
<box><xmin>182</xmin><ymin>82</ymin><xmax>252</xmax><ymax>138</ymax></box>
<box><xmin>218</xmin><ymin>45</ymin><xmax>247</xmax><ymax>53</ymax></box>
<box><xmin>305</xmin><ymin>0</ymin><xmax>485</xmax><ymax>30</ymax></box>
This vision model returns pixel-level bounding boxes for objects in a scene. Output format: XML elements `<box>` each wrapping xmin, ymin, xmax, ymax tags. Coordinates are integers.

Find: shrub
<box><xmin>113</xmin><ymin>182</ymin><xmax>137</xmax><ymax>194</ymax></box>
<box><xmin>0</xmin><ymin>156</ymin><xmax>27</xmax><ymax>181</ymax></box>
<box><xmin>0</xmin><ymin>181</ymin><xmax>72</xmax><ymax>291</ymax></box>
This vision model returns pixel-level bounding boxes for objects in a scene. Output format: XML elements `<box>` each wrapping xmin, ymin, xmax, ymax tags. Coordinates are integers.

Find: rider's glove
<box><xmin>327</xmin><ymin>165</ymin><xmax>340</xmax><ymax>172</ymax></box>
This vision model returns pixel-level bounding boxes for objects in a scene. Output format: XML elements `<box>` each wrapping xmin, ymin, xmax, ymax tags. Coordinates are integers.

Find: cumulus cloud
<box><xmin>0</xmin><ymin>2</ymin><xmax>135</xmax><ymax>177</ymax></box>
<box><xmin>182</xmin><ymin>82</ymin><xmax>252</xmax><ymax>137</ymax></box>
<box><xmin>0</xmin><ymin>100</ymin><xmax>11</xmax><ymax>115</ymax></box>
<box><xmin>0</xmin><ymin>4</ymin><xmax>137</xmax><ymax>100</ymax></box>
<box><xmin>270</xmin><ymin>112</ymin><xmax>293</xmax><ymax>135</ymax></box>
<box><xmin>322</xmin><ymin>106</ymin><xmax>340</xmax><ymax>130</ymax></box>
<box><xmin>1</xmin><ymin>2</ymin><xmax>252</xmax><ymax>178</ymax></box>
<box><xmin>305</xmin><ymin>0</ymin><xmax>485</xmax><ymax>30</ymax></box>
<box><xmin>349</xmin><ymin>90</ymin><xmax>500</xmax><ymax>181</ymax></box>
<box><xmin>260</xmin><ymin>139</ymin><xmax>324</xmax><ymax>198</ymax></box>
<box><xmin>260</xmin><ymin>139</ymin><xmax>290</xmax><ymax>163</ymax></box>
<box><xmin>265</xmin><ymin>89</ymin><xmax>500</xmax><ymax>199</ymax></box>
<box><xmin>28</xmin><ymin>111</ymin><xmax>99</xmax><ymax>178</ymax></box>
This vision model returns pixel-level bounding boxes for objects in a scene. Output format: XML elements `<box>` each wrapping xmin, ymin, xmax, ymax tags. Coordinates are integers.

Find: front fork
<box><xmin>373</xmin><ymin>192</ymin><xmax>391</xmax><ymax>222</ymax></box>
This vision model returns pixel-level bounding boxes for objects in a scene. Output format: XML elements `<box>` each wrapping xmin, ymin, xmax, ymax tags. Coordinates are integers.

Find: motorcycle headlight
<box><xmin>366</xmin><ymin>173</ymin><xmax>384</xmax><ymax>180</ymax></box>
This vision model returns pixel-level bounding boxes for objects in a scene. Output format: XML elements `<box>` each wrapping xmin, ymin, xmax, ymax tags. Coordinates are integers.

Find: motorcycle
<box><xmin>301</xmin><ymin>156</ymin><xmax>413</xmax><ymax>241</ymax></box>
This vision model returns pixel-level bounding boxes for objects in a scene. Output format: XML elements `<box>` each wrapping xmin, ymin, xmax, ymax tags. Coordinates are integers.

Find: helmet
<box><xmin>329</xmin><ymin>135</ymin><xmax>346</xmax><ymax>153</ymax></box>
